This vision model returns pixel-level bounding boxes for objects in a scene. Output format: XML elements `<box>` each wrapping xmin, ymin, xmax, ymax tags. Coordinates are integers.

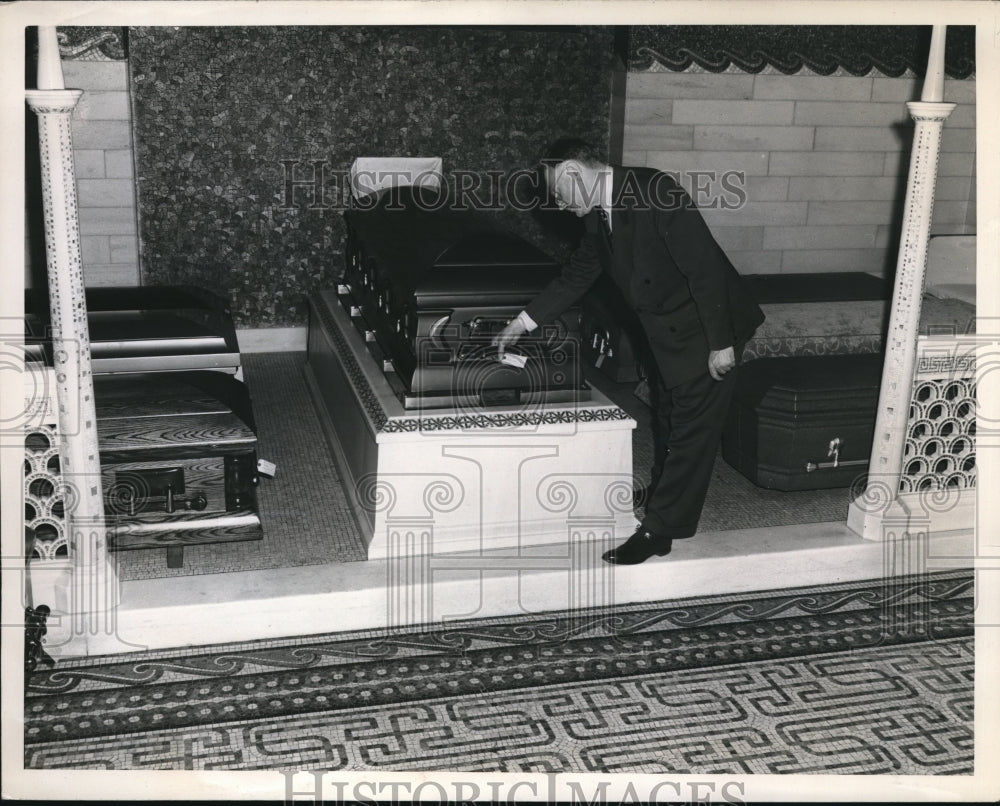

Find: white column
<box><xmin>25</xmin><ymin>27</ymin><xmax>124</xmax><ymax>654</ymax></box>
<box><xmin>848</xmin><ymin>26</ymin><xmax>955</xmax><ymax>541</ymax></box>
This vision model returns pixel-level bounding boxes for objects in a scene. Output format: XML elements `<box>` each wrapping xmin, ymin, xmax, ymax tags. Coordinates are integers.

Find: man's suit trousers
<box><xmin>641</xmin><ymin>363</ymin><xmax>740</xmax><ymax>539</ymax></box>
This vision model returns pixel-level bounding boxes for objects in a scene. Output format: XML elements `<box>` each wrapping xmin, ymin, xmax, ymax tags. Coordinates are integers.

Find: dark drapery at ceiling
<box><xmin>55</xmin><ymin>25</ymin><xmax>977</xmax><ymax>79</ymax></box>
<box><xmin>629</xmin><ymin>25</ymin><xmax>975</xmax><ymax>78</ymax></box>
<box><xmin>54</xmin><ymin>26</ymin><xmax>127</xmax><ymax>60</ymax></box>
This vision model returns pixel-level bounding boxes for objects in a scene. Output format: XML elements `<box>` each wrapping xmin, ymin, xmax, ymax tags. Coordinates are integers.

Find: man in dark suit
<box><xmin>494</xmin><ymin>138</ymin><xmax>765</xmax><ymax>564</ymax></box>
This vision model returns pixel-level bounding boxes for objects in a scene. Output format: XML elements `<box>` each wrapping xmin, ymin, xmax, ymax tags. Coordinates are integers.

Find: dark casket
<box><xmin>722</xmin><ymin>353</ymin><xmax>884</xmax><ymax>491</ymax></box>
<box><xmin>581</xmin><ymin>271</ymin><xmax>892</xmax><ymax>386</ymax></box>
<box><xmin>742</xmin><ymin>271</ymin><xmax>890</xmax><ymax>304</ymax></box>
<box><xmin>95</xmin><ymin>370</ymin><xmax>262</xmax><ymax>567</ymax></box>
<box><xmin>341</xmin><ymin>186</ymin><xmax>588</xmax><ymax>409</ymax></box>
<box><xmin>24</xmin><ymin>285</ymin><xmax>242</xmax><ymax>376</ymax></box>
<box><xmin>25</xmin><ymin>286</ymin><xmax>259</xmax><ymax>567</ymax></box>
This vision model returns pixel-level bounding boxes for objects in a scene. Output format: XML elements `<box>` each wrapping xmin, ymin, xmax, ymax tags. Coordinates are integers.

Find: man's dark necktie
<box><xmin>597</xmin><ymin>208</ymin><xmax>613</xmax><ymax>250</ymax></box>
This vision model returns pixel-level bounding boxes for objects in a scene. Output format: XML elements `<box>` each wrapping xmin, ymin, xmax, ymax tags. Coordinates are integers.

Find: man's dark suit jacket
<box><xmin>525</xmin><ymin>166</ymin><xmax>765</xmax><ymax>388</ymax></box>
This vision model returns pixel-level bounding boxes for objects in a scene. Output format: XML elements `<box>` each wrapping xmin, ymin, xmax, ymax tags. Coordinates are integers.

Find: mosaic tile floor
<box><xmin>607</xmin><ymin>373</ymin><xmax>852</xmax><ymax>533</ymax></box>
<box><xmin>24</xmin><ymin>570</ymin><xmax>974</xmax><ymax>773</ymax></box>
<box><xmin>112</xmin><ymin>353</ymin><xmax>852</xmax><ymax>579</ymax></box>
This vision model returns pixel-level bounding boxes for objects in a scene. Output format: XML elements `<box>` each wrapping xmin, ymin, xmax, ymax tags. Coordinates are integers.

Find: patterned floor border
<box><xmin>24</xmin><ymin>569</ymin><xmax>974</xmax><ymax>773</ymax></box>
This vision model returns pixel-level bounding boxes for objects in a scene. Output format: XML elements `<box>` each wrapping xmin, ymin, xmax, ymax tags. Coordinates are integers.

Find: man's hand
<box><xmin>708</xmin><ymin>346</ymin><xmax>736</xmax><ymax>381</ymax></box>
<box><xmin>492</xmin><ymin>318</ymin><xmax>528</xmax><ymax>359</ymax></box>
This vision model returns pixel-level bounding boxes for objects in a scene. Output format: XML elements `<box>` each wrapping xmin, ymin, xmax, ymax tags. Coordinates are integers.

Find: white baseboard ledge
<box><xmin>236</xmin><ymin>326</ymin><xmax>308</xmax><ymax>353</ymax></box>
<box><xmin>38</xmin><ymin>521</ymin><xmax>974</xmax><ymax>659</ymax></box>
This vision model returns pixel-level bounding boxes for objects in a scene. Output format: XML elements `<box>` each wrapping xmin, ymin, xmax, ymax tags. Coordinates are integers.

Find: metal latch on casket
<box><xmin>592</xmin><ymin>330</ymin><xmax>614</xmax><ymax>368</ymax></box>
<box><xmin>805</xmin><ymin>437</ymin><xmax>869</xmax><ymax>473</ymax></box>
<box><xmin>110</xmin><ymin>467</ymin><xmax>208</xmax><ymax>515</ymax></box>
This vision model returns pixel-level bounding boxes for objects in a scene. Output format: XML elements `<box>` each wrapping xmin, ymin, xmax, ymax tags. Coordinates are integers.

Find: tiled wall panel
<box><xmin>623</xmin><ymin>72</ymin><xmax>976</xmax><ymax>277</ymax></box>
<box><xmin>27</xmin><ymin>60</ymin><xmax>140</xmax><ymax>288</ymax></box>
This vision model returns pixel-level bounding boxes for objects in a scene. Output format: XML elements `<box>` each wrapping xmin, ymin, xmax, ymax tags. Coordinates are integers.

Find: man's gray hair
<box><xmin>541</xmin><ymin>138</ymin><xmax>604</xmax><ymax>168</ymax></box>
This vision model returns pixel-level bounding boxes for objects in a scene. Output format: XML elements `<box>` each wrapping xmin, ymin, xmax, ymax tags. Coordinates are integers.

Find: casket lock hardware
<box><xmin>591</xmin><ymin>329</ymin><xmax>615</xmax><ymax>368</ymax></box>
<box><xmin>805</xmin><ymin>437</ymin><xmax>869</xmax><ymax>473</ymax></box>
<box><xmin>112</xmin><ymin>467</ymin><xmax>209</xmax><ymax>515</ymax></box>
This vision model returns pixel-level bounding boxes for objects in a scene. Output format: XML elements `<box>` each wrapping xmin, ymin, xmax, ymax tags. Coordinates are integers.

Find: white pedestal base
<box><xmin>365</xmin><ymin>423</ymin><xmax>636</xmax><ymax>559</ymax></box>
<box><xmin>849</xmin><ymin>487</ymin><xmax>977</xmax><ymax>541</ymax></box>
<box><xmin>306</xmin><ymin>289</ymin><xmax>637</xmax><ymax>559</ymax></box>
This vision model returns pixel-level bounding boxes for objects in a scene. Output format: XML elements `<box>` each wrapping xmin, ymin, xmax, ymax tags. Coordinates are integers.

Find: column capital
<box><xmin>25</xmin><ymin>89</ymin><xmax>83</xmax><ymax>115</ymax></box>
<box><xmin>906</xmin><ymin>101</ymin><xmax>957</xmax><ymax>123</ymax></box>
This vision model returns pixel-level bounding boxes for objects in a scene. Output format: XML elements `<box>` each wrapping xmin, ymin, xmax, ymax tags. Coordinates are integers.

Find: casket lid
<box><xmin>345</xmin><ymin>185</ymin><xmax>558</xmax><ymax>296</ymax></box>
<box><xmin>735</xmin><ymin>353</ymin><xmax>884</xmax><ymax>414</ymax></box>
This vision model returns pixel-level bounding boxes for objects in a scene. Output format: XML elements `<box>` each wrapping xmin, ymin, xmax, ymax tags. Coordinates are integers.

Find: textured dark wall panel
<box><xmin>129</xmin><ymin>26</ymin><xmax>613</xmax><ymax>327</ymax></box>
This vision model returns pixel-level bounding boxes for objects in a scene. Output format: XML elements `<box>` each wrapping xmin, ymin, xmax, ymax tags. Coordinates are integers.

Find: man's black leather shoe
<box><xmin>602</xmin><ymin>530</ymin><xmax>672</xmax><ymax>565</ymax></box>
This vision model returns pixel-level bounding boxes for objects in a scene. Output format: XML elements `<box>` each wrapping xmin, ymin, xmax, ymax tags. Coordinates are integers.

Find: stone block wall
<box><xmin>26</xmin><ymin>60</ymin><xmax>140</xmax><ymax>288</ymax></box>
<box><xmin>64</xmin><ymin>60</ymin><xmax>140</xmax><ymax>287</ymax></box>
<box><xmin>622</xmin><ymin>71</ymin><xmax>976</xmax><ymax>277</ymax></box>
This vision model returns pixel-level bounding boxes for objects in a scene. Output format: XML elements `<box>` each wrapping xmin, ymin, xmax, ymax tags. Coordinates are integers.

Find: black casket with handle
<box><xmin>95</xmin><ymin>370</ymin><xmax>262</xmax><ymax>568</ymax></box>
<box><xmin>722</xmin><ymin>353</ymin><xmax>884</xmax><ymax>491</ymax></box>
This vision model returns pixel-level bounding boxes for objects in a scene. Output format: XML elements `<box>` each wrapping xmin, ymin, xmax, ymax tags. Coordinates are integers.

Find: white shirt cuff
<box><xmin>516</xmin><ymin>310</ymin><xmax>538</xmax><ymax>332</ymax></box>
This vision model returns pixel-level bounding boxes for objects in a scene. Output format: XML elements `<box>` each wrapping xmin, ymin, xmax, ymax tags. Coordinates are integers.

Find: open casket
<box><xmin>340</xmin><ymin>185</ymin><xmax>588</xmax><ymax>410</ymax></box>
